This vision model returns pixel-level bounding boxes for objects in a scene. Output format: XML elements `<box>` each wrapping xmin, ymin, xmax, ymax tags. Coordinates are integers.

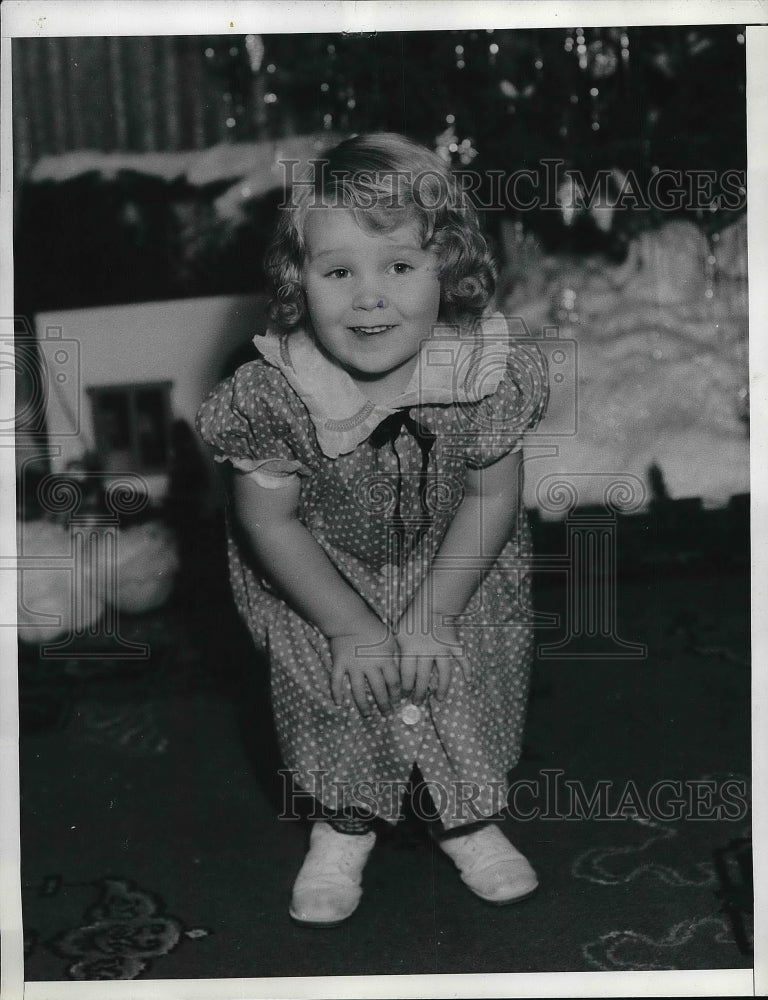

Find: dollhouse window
<box><xmin>87</xmin><ymin>381</ymin><xmax>173</xmax><ymax>474</ymax></box>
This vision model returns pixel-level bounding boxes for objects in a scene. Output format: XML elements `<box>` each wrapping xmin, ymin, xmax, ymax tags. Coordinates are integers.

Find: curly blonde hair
<box><xmin>264</xmin><ymin>132</ymin><xmax>496</xmax><ymax>331</ymax></box>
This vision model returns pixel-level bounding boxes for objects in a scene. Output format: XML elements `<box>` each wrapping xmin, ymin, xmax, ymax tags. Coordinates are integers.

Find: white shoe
<box><xmin>435</xmin><ymin>824</ymin><xmax>538</xmax><ymax>905</ymax></box>
<box><xmin>289</xmin><ymin>822</ymin><xmax>376</xmax><ymax>927</ymax></box>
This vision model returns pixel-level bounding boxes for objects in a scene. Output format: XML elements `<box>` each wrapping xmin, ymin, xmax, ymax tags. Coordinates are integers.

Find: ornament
<box><xmin>457</xmin><ymin>137</ymin><xmax>477</xmax><ymax>165</ymax></box>
<box><xmin>435</xmin><ymin>124</ymin><xmax>458</xmax><ymax>162</ymax></box>
<box><xmin>651</xmin><ymin>49</ymin><xmax>674</xmax><ymax>77</ymax></box>
<box><xmin>686</xmin><ymin>31</ymin><xmax>713</xmax><ymax>57</ymax></box>
<box><xmin>620</xmin><ymin>32</ymin><xmax>630</xmax><ymax>64</ymax></box>
<box><xmin>499</xmin><ymin>80</ymin><xmax>534</xmax><ymax>100</ymax></box>
<box><xmin>587</xmin><ymin>39</ymin><xmax>618</xmax><ymax>78</ymax></box>
<box><xmin>434</xmin><ymin>125</ymin><xmax>477</xmax><ymax>165</ymax></box>
<box><xmin>244</xmin><ymin>34</ymin><xmax>264</xmax><ymax>73</ymax></box>
<box><xmin>556</xmin><ymin>175</ymin><xmax>583</xmax><ymax>227</ymax></box>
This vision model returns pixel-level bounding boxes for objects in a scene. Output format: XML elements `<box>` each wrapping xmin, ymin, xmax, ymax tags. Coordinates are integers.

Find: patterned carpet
<box><xmin>18</xmin><ymin>501</ymin><xmax>752</xmax><ymax>982</ymax></box>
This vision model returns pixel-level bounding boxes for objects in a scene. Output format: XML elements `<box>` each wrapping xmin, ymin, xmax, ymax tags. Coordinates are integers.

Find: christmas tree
<box><xmin>14</xmin><ymin>25</ymin><xmax>746</xmax><ymax>309</ymax></box>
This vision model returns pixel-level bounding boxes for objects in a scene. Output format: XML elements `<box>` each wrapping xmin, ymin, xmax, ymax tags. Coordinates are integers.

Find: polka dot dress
<box><xmin>197</xmin><ymin>340</ymin><xmax>548</xmax><ymax>830</ymax></box>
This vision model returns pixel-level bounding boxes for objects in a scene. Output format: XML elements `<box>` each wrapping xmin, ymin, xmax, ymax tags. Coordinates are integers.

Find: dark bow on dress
<box><xmin>369</xmin><ymin>410</ymin><xmax>437</xmax><ymax>553</ymax></box>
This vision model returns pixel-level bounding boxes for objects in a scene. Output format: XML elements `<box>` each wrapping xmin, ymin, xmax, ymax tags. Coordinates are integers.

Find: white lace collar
<box><xmin>253</xmin><ymin>312</ymin><xmax>514</xmax><ymax>458</ymax></box>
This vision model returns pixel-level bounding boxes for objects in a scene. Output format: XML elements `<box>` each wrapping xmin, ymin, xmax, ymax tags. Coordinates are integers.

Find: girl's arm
<box><xmin>397</xmin><ymin>448</ymin><xmax>522</xmax><ymax>703</ymax></box>
<box><xmin>233</xmin><ymin>471</ymin><xmax>400</xmax><ymax>715</ymax></box>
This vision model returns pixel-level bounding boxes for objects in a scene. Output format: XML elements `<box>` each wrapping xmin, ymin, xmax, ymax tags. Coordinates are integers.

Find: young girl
<box><xmin>196</xmin><ymin>133</ymin><xmax>548</xmax><ymax>927</ymax></box>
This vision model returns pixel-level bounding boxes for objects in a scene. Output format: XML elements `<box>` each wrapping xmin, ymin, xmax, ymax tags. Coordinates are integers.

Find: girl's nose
<box><xmin>353</xmin><ymin>280</ymin><xmax>385</xmax><ymax>310</ymax></box>
<box><xmin>353</xmin><ymin>292</ymin><xmax>381</xmax><ymax>310</ymax></box>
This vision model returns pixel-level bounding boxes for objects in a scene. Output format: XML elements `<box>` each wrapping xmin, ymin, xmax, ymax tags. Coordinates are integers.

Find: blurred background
<box><xmin>12</xmin><ymin>27</ymin><xmax>747</xmax><ymax>309</ymax></box>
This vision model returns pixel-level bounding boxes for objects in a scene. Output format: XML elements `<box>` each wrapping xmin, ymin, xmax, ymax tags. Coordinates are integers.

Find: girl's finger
<box><xmin>381</xmin><ymin>658</ymin><xmax>401</xmax><ymax>702</ymax></box>
<box><xmin>365</xmin><ymin>668</ymin><xmax>392</xmax><ymax>715</ymax></box>
<box><xmin>456</xmin><ymin>653</ymin><xmax>472</xmax><ymax>685</ymax></box>
<box><xmin>400</xmin><ymin>653</ymin><xmax>417</xmax><ymax>694</ymax></box>
<box><xmin>330</xmin><ymin>663</ymin><xmax>345</xmax><ymax>705</ymax></box>
<box><xmin>411</xmin><ymin>657</ymin><xmax>432</xmax><ymax>705</ymax></box>
<box><xmin>435</xmin><ymin>660</ymin><xmax>454</xmax><ymax>701</ymax></box>
<box><xmin>349</xmin><ymin>673</ymin><xmax>371</xmax><ymax>716</ymax></box>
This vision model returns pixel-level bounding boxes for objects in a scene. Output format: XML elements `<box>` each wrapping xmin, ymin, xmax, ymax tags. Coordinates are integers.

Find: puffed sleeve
<box><xmin>195</xmin><ymin>360</ymin><xmax>313</xmax><ymax>486</ymax></box>
<box><xmin>459</xmin><ymin>338</ymin><xmax>549</xmax><ymax>469</ymax></box>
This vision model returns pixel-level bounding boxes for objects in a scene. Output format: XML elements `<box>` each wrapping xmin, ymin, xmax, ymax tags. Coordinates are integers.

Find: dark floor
<box><xmin>17</xmin><ymin>500</ymin><xmax>753</xmax><ymax>983</ymax></box>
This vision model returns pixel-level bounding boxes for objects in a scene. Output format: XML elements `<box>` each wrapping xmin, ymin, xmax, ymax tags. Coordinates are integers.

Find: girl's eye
<box><xmin>391</xmin><ymin>262</ymin><xmax>414</xmax><ymax>275</ymax></box>
<box><xmin>325</xmin><ymin>268</ymin><xmax>350</xmax><ymax>279</ymax></box>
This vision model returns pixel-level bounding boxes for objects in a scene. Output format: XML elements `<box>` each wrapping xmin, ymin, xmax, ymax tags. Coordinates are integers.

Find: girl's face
<box><xmin>301</xmin><ymin>207</ymin><xmax>442</xmax><ymax>400</ymax></box>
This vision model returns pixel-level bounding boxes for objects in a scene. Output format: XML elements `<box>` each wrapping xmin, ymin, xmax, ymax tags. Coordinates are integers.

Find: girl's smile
<box><xmin>349</xmin><ymin>324</ymin><xmax>396</xmax><ymax>335</ymax></box>
<box><xmin>302</xmin><ymin>207</ymin><xmax>442</xmax><ymax>402</ymax></box>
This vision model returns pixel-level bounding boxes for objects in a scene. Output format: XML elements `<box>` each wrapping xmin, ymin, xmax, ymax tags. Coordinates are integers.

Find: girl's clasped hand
<box><xmin>328</xmin><ymin>619</ymin><xmax>400</xmax><ymax>715</ymax></box>
<box><xmin>329</xmin><ymin>611</ymin><xmax>471</xmax><ymax>716</ymax></box>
